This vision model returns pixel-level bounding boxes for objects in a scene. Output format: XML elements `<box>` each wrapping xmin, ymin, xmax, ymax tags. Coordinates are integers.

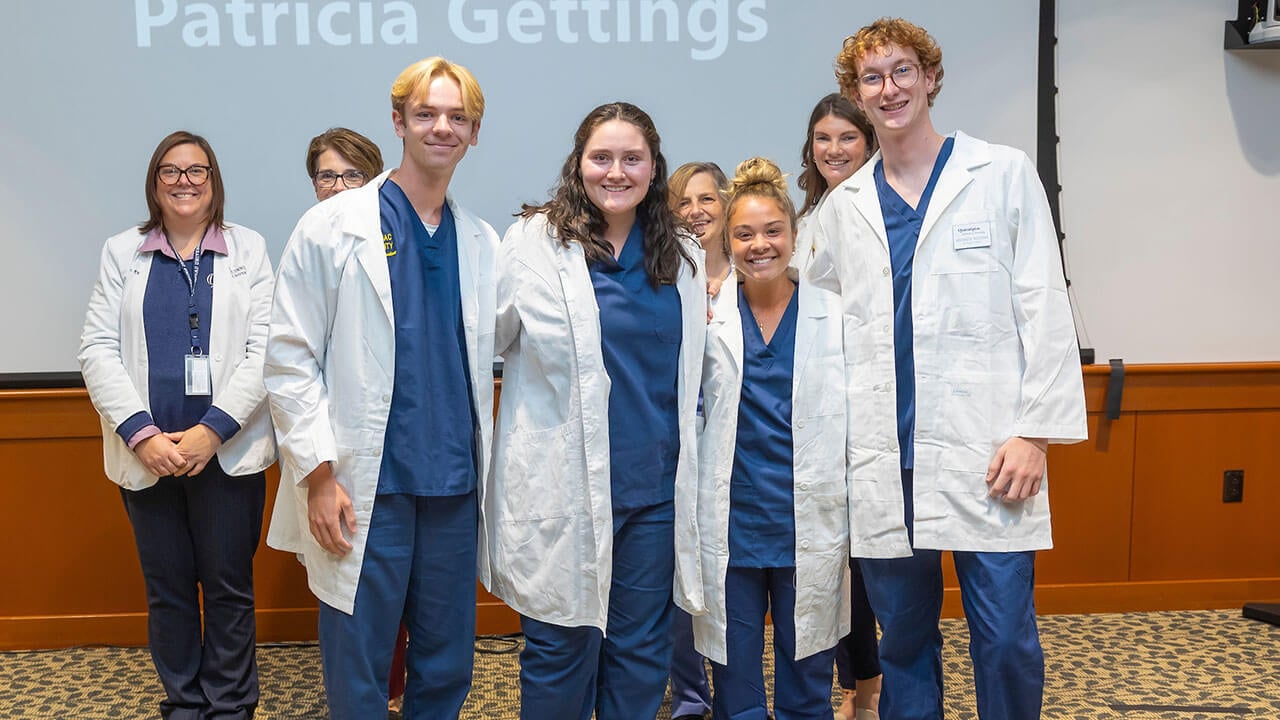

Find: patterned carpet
<box><xmin>2</xmin><ymin>610</ymin><xmax>1277</xmax><ymax>719</ymax></box>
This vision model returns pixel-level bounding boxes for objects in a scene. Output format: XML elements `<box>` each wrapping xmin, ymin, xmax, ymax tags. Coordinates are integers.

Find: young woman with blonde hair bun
<box><xmin>693</xmin><ymin>157</ymin><xmax>850</xmax><ymax>719</ymax></box>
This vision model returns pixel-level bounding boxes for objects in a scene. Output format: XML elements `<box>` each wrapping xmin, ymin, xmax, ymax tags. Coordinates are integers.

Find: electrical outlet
<box><xmin>1223</xmin><ymin>470</ymin><xmax>1244</xmax><ymax>503</ymax></box>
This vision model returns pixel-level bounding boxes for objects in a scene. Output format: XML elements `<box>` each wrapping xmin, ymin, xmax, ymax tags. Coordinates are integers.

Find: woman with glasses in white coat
<box><xmin>79</xmin><ymin>130</ymin><xmax>275</xmax><ymax>720</ymax></box>
<box><xmin>488</xmin><ymin>101</ymin><xmax>706</xmax><ymax>720</ymax></box>
<box><xmin>694</xmin><ymin>157</ymin><xmax>849</xmax><ymax>720</ymax></box>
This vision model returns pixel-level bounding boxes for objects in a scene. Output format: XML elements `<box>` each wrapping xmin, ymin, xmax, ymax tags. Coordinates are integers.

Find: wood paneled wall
<box><xmin>3</xmin><ymin>363</ymin><xmax>1278</xmax><ymax>650</ymax></box>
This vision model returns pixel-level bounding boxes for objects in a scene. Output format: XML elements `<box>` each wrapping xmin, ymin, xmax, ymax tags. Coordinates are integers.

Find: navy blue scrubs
<box><xmin>859</xmin><ymin>138</ymin><xmax>1044</xmax><ymax>720</ymax></box>
<box><xmin>711</xmin><ymin>283</ymin><xmax>836</xmax><ymax>720</ymax></box>
<box><xmin>317</xmin><ymin>181</ymin><xmax>479</xmax><ymax>720</ymax></box>
<box><xmin>520</xmin><ymin>222</ymin><xmax>683</xmax><ymax>720</ymax></box>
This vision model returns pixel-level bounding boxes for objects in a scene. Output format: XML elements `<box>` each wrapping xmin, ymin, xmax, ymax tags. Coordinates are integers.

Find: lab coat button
<box><xmin>214</xmin><ymin>353</ymin><xmax>223</xmax><ymax>362</ymax></box>
<box><xmin>381</xmin><ymin>394</ymin><xmax>391</xmax><ymax>403</ymax></box>
<box><xmin>883</xmin><ymin>325</ymin><xmax>891</xmax><ymax>333</ymax></box>
<box><xmin>799</xmin><ymin>482</ymin><xmax>810</xmax><ymax>491</ymax></box>
<box><xmin>882</xmin><ymin>267</ymin><xmax>890</xmax><ymax>276</ymax></box>
<box><xmin>796</xmin><ymin>419</ymin><xmax>807</xmax><ymax>429</ymax></box>
<box><xmin>800</xmin><ymin>540</ymin><xmax>810</xmax><ymax>550</ymax></box>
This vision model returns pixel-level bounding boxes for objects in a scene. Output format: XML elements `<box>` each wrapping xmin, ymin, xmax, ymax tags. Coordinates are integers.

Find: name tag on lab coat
<box><xmin>952</xmin><ymin>221</ymin><xmax>992</xmax><ymax>250</ymax></box>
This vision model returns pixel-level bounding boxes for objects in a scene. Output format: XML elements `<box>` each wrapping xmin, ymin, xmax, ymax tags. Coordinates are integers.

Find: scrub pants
<box><xmin>519</xmin><ymin>500</ymin><xmax>675</xmax><ymax>720</ymax></box>
<box><xmin>710</xmin><ymin>566</ymin><xmax>837</xmax><ymax>720</ymax></box>
<box><xmin>119</xmin><ymin>460</ymin><xmax>265</xmax><ymax>720</ymax></box>
<box><xmin>835</xmin><ymin>558</ymin><xmax>881</xmax><ymax>689</ymax></box>
<box><xmin>860</xmin><ymin>549</ymin><xmax>1041</xmax><ymax>720</ymax></box>
<box><xmin>318</xmin><ymin>491</ymin><xmax>477</xmax><ymax>720</ymax></box>
<box><xmin>670</xmin><ymin>606</ymin><xmax>712</xmax><ymax>718</ymax></box>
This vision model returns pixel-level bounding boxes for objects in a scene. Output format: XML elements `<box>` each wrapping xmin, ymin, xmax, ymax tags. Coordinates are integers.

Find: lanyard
<box><xmin>164</xmin><ymin>233</ymin><xmax>205</xmax><ymax>355</ymax></box>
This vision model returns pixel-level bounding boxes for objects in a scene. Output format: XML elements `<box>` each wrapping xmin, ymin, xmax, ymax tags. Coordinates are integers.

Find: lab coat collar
<box><xmin>918</xmin><ymin>131</ymin><xmax>990</xmax><ymax>246</ymax></box>
<box><xmin>338</xmin><ymin>169</ymin><xmax>394</xmax><ymax>241</ymax></box>
<box><xmin>839</xmin><ymin>131</ymin><xmax>992</xmax><ymax>251</ymax></box>
<box><xmin>345</xmin><ymin>169</ymin><xmax>483</xmax><ymax>327</ymax></box>
<box><xmin>138</xmin><ymin>224</ymin><xmax>228</xmax><ymax>257</ymax></box>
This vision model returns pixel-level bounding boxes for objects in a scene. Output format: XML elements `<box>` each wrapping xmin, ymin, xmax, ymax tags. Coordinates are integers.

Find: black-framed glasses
<box><xmin>856</xmin><ymin>63</ymin><xmax>923</xmax><ymax>96</ymax></box>
<box><xmin>314</xmin><ymin>169</ymin><xmax>369</xmax><ymax>190</ymax></box>
<box><xmin>157</xmin><ymin>164</ymin><xmax>212</xmax><ymax>185</ymax></box>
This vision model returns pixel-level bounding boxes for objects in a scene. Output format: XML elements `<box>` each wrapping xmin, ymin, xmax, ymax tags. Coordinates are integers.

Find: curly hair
<box><xmin>797</xmin><ymin>93</ymin><xmax>876</xmax><ymax>214</ymax></box>
<box><xmin>521</xmin><ymin>102</ymin><xmax>694</xmax><ymax>287</ymax></box>
<box><xmin>835</xmin><ymin>17</ymin><xmax>944</xmax><ymax>106</ymax></box>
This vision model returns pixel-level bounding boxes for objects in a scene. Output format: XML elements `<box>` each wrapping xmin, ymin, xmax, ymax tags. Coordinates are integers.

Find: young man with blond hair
<box><xmin>265</xmin><ymin>57</ymin><xmax>498</xmax><ymax>719</ymax></box>
<box><xmin>808</xmin><ymin>18</ymin><xmax>1086</xmax><ymax>720</ymax></box>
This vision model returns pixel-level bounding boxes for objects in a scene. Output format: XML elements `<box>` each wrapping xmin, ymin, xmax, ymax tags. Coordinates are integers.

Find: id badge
<box><xmin>185</xmin><ymin>354</ymin><xmax>212</xmax><ymax>396</ymax></box>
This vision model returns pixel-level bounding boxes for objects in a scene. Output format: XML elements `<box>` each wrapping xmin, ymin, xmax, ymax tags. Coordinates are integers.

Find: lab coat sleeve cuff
<box><xmin>1012</xmin><ymin>421</ymin><xmax>1088</xmax><ymax>445</ymax></box>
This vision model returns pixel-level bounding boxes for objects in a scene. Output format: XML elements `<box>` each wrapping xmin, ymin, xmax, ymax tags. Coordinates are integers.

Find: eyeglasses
<box><xmin>856</xmin><ymin>63</ymin><xmax>923</xmax><ymax>96</ymax></box>
<box><xmin>314</xmin><ymin>170</ymin><xmax>369</xmax><ymax>190</ymax></box>
<box><xmin>157</xmin><ymin>164</ymin><xmax>212</xmax><ymax>185</ymax></box>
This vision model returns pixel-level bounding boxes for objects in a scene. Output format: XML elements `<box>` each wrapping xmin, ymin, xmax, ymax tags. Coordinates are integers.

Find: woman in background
<box><xmin>665</xmin><ymin>160</ymin><xmax>730</xmax><ymax>720</ymax></box>
<box><xmin>305</xmin><ymin>127</ymin><xmax>384</xmax><ymax>202</ymax></box>
<box><xmin>488</xmin><ymin>101</ymin><xmax>705</xmax><ymax>719</ymax></box>
<box><xmin>79</xmin><ymin>130</ymin><xmax>275</xmax><ymax>720</ymax></box>
<box><xmin>303</xmin><ymin>125</ymin><xmax>411</xmax><ymax>718</ymax></box>
<box><xmin>694</xmin><ymin>156</ymin><xmax>849</xmax><ymax>720</ymax></box>
<box><xmin>796</xmin><ymin>93</ymin><xmax>883</xmax><ymax>720</ymax></box>
<box><xmin>671</xmin><ymin>161</ymin><xmax>731</xmax><ymax>298</ymax></box>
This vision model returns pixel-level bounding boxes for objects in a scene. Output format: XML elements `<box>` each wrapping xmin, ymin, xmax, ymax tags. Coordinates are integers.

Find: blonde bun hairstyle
<box><xmin>725</xmin><ymin>156</ymin><xmax>797</xmax><ymax>234</ymax></box>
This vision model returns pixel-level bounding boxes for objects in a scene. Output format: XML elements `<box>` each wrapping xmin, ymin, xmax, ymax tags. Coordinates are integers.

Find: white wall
<box><xmin>1058</xmin><ymin>0</ymin><xmax>1280</xmax><ymax>363</ymax></box>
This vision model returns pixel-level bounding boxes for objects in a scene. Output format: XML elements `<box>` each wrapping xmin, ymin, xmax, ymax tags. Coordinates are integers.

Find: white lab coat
<box><xmin>79</xmin><ymin>224</ymin><xmax>277</xmax><ymax>490</ymax></box>
<box><xmin>693</xmin><ymin>271</ymin><xmax>850</xmax><ymax>664</ymax></box>
<box><xmin>807</xmin><ymin>131</ymin><xmax>1087</xmax><ymax>557</ymax></box>
<box><xmin>264</xmin><ymin>170</ymin><xmax>498</xmax><ymax>614</ymax></box>
<box><xmin>792</xmin><ymin>208</ymin><xmax>822</xmax><ymax>271</ymax></box>
<box><xmin>486</xmin><ymin>213</ymin><xmax>706</xmax><ymax>630</ymax></box>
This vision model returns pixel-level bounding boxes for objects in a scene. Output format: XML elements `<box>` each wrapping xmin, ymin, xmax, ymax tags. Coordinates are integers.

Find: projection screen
<box><xmin>0</xmin><ymin>0</ymin><xmax>1040</xmax><ymax>376</ymax></box>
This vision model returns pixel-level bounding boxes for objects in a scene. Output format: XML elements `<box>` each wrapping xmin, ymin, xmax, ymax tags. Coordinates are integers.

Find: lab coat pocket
<box><xmin>937</xmin><ymin>382</ymin><xmax>996</xmax><ymax>493</ymax></box>
<box><xmin>497</xmin><ymin>422</ymin><xmax>575</xmax><ymax>521</ymax></box>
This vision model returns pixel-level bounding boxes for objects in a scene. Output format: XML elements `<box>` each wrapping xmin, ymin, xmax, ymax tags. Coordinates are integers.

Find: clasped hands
<box><xmin>135</xmin><ymin>424</ymin><xmax>222</xmax><ymax>478</ymax></box>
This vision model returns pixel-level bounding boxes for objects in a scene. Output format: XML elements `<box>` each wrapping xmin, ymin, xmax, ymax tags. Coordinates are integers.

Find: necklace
<box><xmin>749</xmin><ymin>283</ymin><xmax>795</xmax><ymax>341</ymax></box>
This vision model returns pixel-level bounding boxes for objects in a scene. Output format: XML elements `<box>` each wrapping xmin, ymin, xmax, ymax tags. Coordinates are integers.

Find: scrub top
<box><xmin>874</xmin><ymin>136</ymin><xmax>955</xmax><ymax>472</ymax></box>
<box><xmin>589</xmin><ymin>222</ymin><xmax>682</xmax><ymax>512</ymax></box>
<box><xmin>728</xmin><ymin>282</ymin><xmax>800</xmax><ymax>568</ymax></box>
<box><xmin>377</xmin><ymin>179</ymin><xmax>477</xmax><ymax>497</ymax></box>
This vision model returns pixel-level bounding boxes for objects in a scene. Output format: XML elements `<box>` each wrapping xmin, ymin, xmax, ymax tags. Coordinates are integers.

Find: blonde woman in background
<box><xmin>666</xmin><ymin>160</ymin><xmax>730</xmax><ymax>720</ymax></box>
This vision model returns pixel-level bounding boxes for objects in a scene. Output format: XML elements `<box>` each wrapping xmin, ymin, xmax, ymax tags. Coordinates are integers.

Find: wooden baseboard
<box><xmin>1</xmin><ymin>604</ymin><xmax>522</xmax><ymax>651</ymax></box>
<box><xmin>9</xmin><ymin>579</ymin><xmax>1275</xmax><ymax>650</ymax></box>
<box><xmin>938</xmin><ymin>577</ymin><xmax>1280</xmax><ymax>618</ymax></box>
<box><xmin>0</xmin><ymin>608</ymin><xmax>324</xmax><ymax>651</ymax></box>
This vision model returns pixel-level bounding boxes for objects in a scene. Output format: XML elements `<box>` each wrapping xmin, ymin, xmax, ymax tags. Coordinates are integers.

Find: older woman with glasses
<box><xmin>302</xmin><ymin>124</ymin><xmax>406</xmax><ymax>715</ymax></box>
<box><xmin>79</xmin><ymin>131</ymin><xmax>276</xmax><ymax>720</ymax></box>
<box><xmin>305</xmin><ymin>127</ymin><xmax>384</xmax><ymax>202</ymax></box>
